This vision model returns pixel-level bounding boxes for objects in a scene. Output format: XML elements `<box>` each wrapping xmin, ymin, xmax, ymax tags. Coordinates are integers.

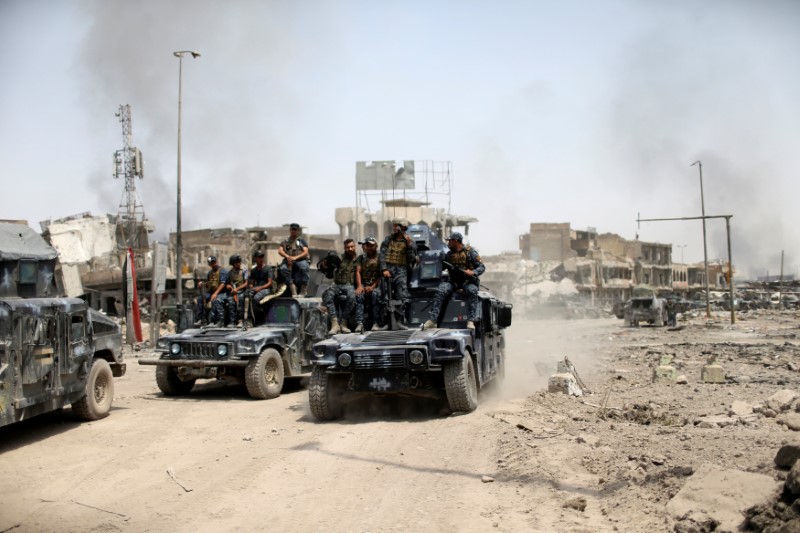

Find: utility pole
<box><xmin>113</xmin><ymin>104</ymin><xmax>146</xmax><ymax>255</ymax></box>
<box><xmin>691</xmin><ymin>161</ymin><xmax>711</xmax><ymax>318</ymax></box>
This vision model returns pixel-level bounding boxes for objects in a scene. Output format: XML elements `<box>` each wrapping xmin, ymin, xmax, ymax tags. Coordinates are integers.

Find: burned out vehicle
<box><xmin>139</xmin><ymin>297</ymin><xmax>327</xmax><ymax>399</ymax></box>
<box><xmin>0</xmin><ymin>223</ymin><xmax>125</xmax><ymax>428</ymax></box>
<box><xmin>308</xmin><ymin>224</ymin><xmax>513</xmax><ymax>420</ymax></box>
<box><xmin>624</xmin><ymin>285</ymin><xmax>668</xmax><ymax>327</ymax></box>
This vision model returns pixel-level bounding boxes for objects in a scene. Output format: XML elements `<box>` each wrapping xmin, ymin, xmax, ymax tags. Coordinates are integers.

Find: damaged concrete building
<box><xmin>518</xmin><ymin>222</ymin><xmax>727</xmax><ymax>307</ymax></box>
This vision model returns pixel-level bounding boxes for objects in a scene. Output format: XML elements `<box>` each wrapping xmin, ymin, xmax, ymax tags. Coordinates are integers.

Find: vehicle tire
<box><xmin>72</xmin><ymin>359</ymin><xmax>114</xmax><ymax>420</ymax></box>
<box><xmin>308</xmin><ymin>366</ymin><xmax>345</xmax><ymax>421</ymax></box>
<box><xmin>443</xmin><ymin>352</ymin><xmax>478</xmax><ymax>413</ymax></box>
<box><xmin>245</xmin><ymin>348</ymin><xmax>284</xmax><ymax>399</ymax></box>
<box><xmin>155</xmin><ymin>365</ymin><xmax>196</xmax><ymax>396</ymax></box>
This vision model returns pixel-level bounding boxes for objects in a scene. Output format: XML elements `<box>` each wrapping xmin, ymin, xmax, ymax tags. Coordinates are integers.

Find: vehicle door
<box><xmin>66</xmin><ymin>310</ymin><xmax>92</xmax><ymax>375</ymax></box>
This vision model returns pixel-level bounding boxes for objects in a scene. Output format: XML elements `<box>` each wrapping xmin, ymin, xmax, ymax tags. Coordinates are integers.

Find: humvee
<box><xmin>624</xmin><ymin>285</ymin><xmax>668</xmax><ymax>327</ymax></box>
<box><xmin>0</xmin><ymin>223</ymin><xmax>125</xmax><ymax>428</ymax></box>
<box><xmin>139</xmin><ymin>297</ymin><xmax>327</xmax><ymax>399</ymax></box>
<box><xmin>308</xmin><ymin>224</ymin><xmax>513</xmax><ymax>420</ymax></box>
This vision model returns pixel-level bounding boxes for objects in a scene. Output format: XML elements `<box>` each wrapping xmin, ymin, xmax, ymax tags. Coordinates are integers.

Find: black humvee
<box><xmin>139</xmin><ymin>297</ymin><xmax>327</xmax><ymax>399</ymax></box>
<box><xmin>308</xmin><ymin>224</ymin><xmax>512</xmax><ymax>420</ymax></box>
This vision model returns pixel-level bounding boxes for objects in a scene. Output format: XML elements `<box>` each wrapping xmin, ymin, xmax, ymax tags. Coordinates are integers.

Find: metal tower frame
<box><xmin>113</xmin><ymin>104</ymin><xmax>146</xmax><ymax>251</ymax></box>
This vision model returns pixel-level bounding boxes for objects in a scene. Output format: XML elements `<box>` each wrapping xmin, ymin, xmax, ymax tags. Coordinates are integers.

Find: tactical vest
<box><xmin>249</xmin><ymin>266</ymin><xmax>271</xmax><ymax>286</ymax></box>
<box><xmin>359</xmin><ymin>255</ymin><xmax>380</xmax><ymax>285</ymax></box>
<box><xmin>229</xmin><ymin>268</ymin><xmax>246</xmax><ymax>288</ymax></box>
<box><xmin>448</xmin><ymin>246</ymin><xmax>472</xmax><ymax>269</ymax></box>
<box><xmin>334</xmin><ymin>255</ymin><xmax>357</xmax><ymax>285</ymax></box>
<box><xmin>283</xmin><ymin>238</ymin><xmax>304</xmax><ymax>257</ymax></box>
<box><xmin>207</xmin><ymin>268</ymin><xmax>221</xmax><ymax>291</ymax></box>
<box><xmin>385</xmin><ymin>238</ymin><xmax>408</xmax><ymax>266</ymax></box>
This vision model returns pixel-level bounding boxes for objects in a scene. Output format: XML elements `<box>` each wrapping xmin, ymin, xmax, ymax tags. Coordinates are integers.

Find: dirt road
<box><xmin>1</xmin><ymin>313</ymin><xmax>798</xmax><ymax>532</ymax></box>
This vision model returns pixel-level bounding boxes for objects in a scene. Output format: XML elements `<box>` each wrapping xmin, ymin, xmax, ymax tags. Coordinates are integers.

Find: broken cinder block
<box><xmin>548</xmin><ymin>373</ymin><xmax>583</xmax><ymax>396</ymax></box>
<box><xmin>701</xmin><ymin>364</ymin><xmax>726</xmax><ymax>383</ymax></box>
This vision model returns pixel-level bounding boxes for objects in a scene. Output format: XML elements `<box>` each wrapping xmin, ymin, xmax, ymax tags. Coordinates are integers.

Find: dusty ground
<box><xmin>1</xmin><ymin>309</ymin><xmax>799</xmax><ymax>532</ymax></box>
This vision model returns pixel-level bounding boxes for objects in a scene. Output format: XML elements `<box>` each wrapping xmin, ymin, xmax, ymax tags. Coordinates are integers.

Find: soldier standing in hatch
<box><xmin>379</xmin><ymin>218</ymin><xmax>417</xmax><ymax>328</ymax></box>
<box><xmin>278</xmin><ymin>223</ymin><xmax>310</xmax><ymax>297</ymax></box>
<box><xmin>195</xmin><ymin>255</ymin><xmax>223</xmax><ymax>326</ymax></box>
<box><xmin>422</xmin><ymin>232</ymin><xmax>485</xmax><ymax>331</ymax></box>
<box><xmin>322</xmin><ymin>238</ymin><xmax>358</xmax><ymax>335</ymax></box>
<box><xmin>246</xmin><ymin>250</ymin><xmax>273</xmax><ymax>323</ymax></box>
<box><xmin>226</xmin><ymin>254</ymin><xmax>248</xmax><ymax>327</ymax></box>
<box><xmin>355</xmin><ymin>236</ymin><xmax>382</xmax><ymax>332</ymax></box>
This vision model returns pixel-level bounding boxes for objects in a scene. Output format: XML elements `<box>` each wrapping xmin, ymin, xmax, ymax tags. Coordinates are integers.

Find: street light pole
<box><xmin>692</xmin><ymin>161</ymin><xmax>711</xmax><ymax>318</ymax></box>
<box><xmin>675</xmin><ymin>244</ymin><xmax>686</xmax><ymax>264</ymax></box>
<box><xmin>174</xmin><ymin>50</ymin><xmax>200</xmax><ymax>323</ymax></box>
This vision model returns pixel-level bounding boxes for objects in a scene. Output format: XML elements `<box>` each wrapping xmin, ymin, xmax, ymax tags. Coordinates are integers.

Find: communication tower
<box><xmin>113</xmin><ymin>104</ymin><xmax>147</xmax><ymax>253</ymax></box>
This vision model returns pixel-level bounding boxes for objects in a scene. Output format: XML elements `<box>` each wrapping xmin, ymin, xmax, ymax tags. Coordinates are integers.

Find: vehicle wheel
<box><xmin>245</xmin><ymin>348</ymin><xmax>284</xmax><ymax>399</ymax></box>
<box><xmin>443</xmin><ymin>352</ymin><xmax>478</xmax><ymax>413</ymax></box>
<box><xmin>155</xmin><ymin>365</ymin><xmax>196</xmax><ymax>396</ymax></box>
<box><xmin>308</xmin><ymin>366</ymin><xmax>345</xmax><ymax>421</ymax></box>
<box><xmin>72</xmin><ymin>359</ymin><xmax>114</xmax><ymax>420</ymax></box>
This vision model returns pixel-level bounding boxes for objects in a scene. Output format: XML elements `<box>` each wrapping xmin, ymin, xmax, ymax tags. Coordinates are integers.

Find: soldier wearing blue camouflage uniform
<box><xmin>379</xmin><ymin>218</ymin><xmax>417</xmax><ymax>328</ymax></box>
<box><xmin>209</xmin><ymin>262</ymin><xmax>230</xmax><ymax>327</ymax></box>
<box><xmin>422</xmin><ymin>232</ymin><xmax>485</xmax><ymax>330</ymax></box>
<box><xmin>246</xmin><ymin>250</ymin><xmax>273</xmax><ymax>323</ymax></box>
<box><xmin>226</xmin><ymin>254</ymin><xmax>249</xmax><ymax>327</ymax></box>
<box><xmin>322</xmin><ymin>239</ymin><xmax>358</xmax><ymax>335</ymax></box>
<box><xmin>278</xmin><ymin>223</ymin><xmax>309</xmax><ymax>297</ymax></box>
<box><xmin>355</xmin><ymin>237</ymin><xmax>381</xmax><ymax>332</ymax></box>
<box><xmin>195</xmin><ymin>255</ymin><xmax>223</xmax><ymax>326</ymax></box>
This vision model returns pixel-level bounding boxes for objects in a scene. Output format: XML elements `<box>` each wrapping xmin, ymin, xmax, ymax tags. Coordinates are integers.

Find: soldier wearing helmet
<box><xmin>355</xmin><ymin>236</ymin><xmax>381</xmax><ymax>331</ymax></box>
<box><xmin>278</xmin><ymin>223</ymin><xmax>310</xmax><ymax>297</ymax></box>
<box><xmin>245</xmin><ymin>250</ymin><xmax>274</xmax><ymax>324</ymax></box>
<box><xmin>321</xmin><ymin>238</ymin><xmax>359</xmax><ymax>335</ymax></box>
<box><xmin>379</xmin><ymin>218</ymin><xmax>417</xmax><ymax>328</ymax></box>
<box><xmin>422</xmin><ymin>231</ymin><xmax>485</xmax><ymax>331</ymax></box>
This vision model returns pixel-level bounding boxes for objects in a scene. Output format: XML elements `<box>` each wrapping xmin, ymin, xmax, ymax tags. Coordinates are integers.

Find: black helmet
<box><xmin>229</xmin><ymin>254</ymin><xmax>242</xmax><ymax>265</ymax></box>
<box><xmin>207</xmin><ymin>255</ymin><xmax>217</xmax><ymax>265</ymax></box>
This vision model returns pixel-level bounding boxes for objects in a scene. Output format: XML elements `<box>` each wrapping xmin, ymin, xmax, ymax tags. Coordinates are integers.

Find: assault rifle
<box><xmin>442</xmin><ymin>261</ymin><xmax>480</xmax><ymax>286</ymax></box>
<box><xmin>380</xmin><ymin>276</ymin><xmax>404</xmax><ymax>331</ymax></box>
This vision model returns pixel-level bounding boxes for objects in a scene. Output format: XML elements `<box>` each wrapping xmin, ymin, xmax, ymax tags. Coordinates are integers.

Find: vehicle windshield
<box><xmin>264</xmin><ymin>300</ymin><xmax>299</xmax><ymax>324</ymax></box>
<box><xmin>408</xmin><ymin>297</ymin><xmax>471</xmax><ymax>327</ymax></box>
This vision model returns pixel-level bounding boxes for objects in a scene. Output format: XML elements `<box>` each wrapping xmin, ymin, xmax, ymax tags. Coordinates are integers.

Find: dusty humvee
<box><xmin>0</xmin><ymin>223</ymin><xmax>125</xmax><ymax>428</ymax></box>
<box><xmin>624</xmin><ymin>285</ymin><xmax>668</xmax><ymax>327</ymax></box>
<box><xmin>139</xmin><ymin>297</ymin><xmax>327</xmax><ymax>399</ymax></box>
<box><xmin>308</xmin><ymin>224</ymin><xmax>513</xmax><ymax>420</ymax></box>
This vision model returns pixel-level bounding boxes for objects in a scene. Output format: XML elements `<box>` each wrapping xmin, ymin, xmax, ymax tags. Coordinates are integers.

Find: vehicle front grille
<box><xmin>352</xmin><ymin>351</ymin><xmax>406</xmax><ymax>370</ymax></box>
<box><xmin>182</xmin><ymin>343</ymin><xmax>217</xmax><ymax>358</ymax></box>
<box><xmin>364</xmin><ymin>330</ymin><xmax>415</xmax><ymax>343</ymax></box>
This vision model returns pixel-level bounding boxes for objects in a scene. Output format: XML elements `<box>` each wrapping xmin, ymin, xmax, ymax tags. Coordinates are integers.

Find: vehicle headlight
<box><xmin>170</xmin><ymin>343</ymin><xmax>181</xmax><ymax>355</ymax></box>
<box><xmin>217</xmin><ymin>344</ymin><xmax>229</xmax><ymax>357</ymax></box>
<box><xmin>157</xmin><ymin>339</ymin><xmax>169</xmax><ymax>350</ymax></box>
<box><xmin>337</xmin><ymin>352</ymin><xmax>352</xmax><ymax>367</ymax></box>
<box><xmin>409</xmin><ymin>349</ymin><xmax>424</xmax><ymax>365</ymax></box>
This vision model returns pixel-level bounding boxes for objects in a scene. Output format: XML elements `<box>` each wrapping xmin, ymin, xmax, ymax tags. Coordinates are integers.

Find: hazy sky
<box><xmin>1</xmin><ymin>0</ymin><xmax>798</xmax><ymax>278</ymax></box>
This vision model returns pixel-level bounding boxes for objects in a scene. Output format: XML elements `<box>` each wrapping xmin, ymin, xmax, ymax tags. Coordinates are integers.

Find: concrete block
<box><xmin>653</xmin><ymin>365</ymin><xmax>677</xmax><ymax>383</ymax></box>
<box><xmin>548</xmin><ymin>373</ymin><xmax>583</xmax><ymax>396</ymax></box>
<box><xmin>701</xmin><ymin>364</ymin><xmax>725</xmax><ymax>383</ymax></box>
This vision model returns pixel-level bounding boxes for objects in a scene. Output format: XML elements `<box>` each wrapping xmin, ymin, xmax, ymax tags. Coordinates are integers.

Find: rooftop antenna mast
<box><xmin>113</xmin><ymin>104</ymin><xmax>146</xmax><ymax>251</ymax></box>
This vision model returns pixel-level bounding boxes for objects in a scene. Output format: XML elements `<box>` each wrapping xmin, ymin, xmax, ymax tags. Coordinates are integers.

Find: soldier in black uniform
<box><xmin>226</xmin><ymin>254</ymin><xmax>248</xmax><ymax>327</ymax></box>
<box><xmin>246</xmin><ymin>250</ymin><xmax>273</xmax><ymax>324</ymax></box>
<box><xmin>277</xmin><ymin>223</ymin><xmax>309</xmax><ymax>297</ymax></box>
<box><xmin>322</xmin><ymin>239</ymin><xmax>358</xmax><ymax>335</ymax></box>
<box><xmin>194</xmin><ymin>255</ymin><xmax>222</xmax><ymax>326</ymax></box>
<box><xmin>355</xmin><ymin>236</ymin><xmax>381</xmax><ymax>332</ymax></box>
<box><xmin>422</xmin><ymin>232</ymin><xmax>485</xmax><ymax>330</ymax></box>
<box><xmin>379</xmin><ymin>218</ymin><xmax>417</xmax><ymax>328</ymax></box>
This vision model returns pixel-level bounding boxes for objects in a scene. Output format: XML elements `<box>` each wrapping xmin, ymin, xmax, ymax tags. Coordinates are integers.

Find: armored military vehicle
<box><xmin>624</xmin><ymin>285</ymin><xmax>668</xmax><ymax>327</ymax></box>
<box><xmin>0</xmin><ymin>223</ymin><xmax>125</xmax><ymax>428</ymax></box>
<box><xmin>308</xmin><ymin>224</ymin><xmax>513</xmax><ymax>420</ymax></box>
<box><xmin>139</xmin><ymin>297</ymin><xmax>327</xmax><ymax>399</ymax></box>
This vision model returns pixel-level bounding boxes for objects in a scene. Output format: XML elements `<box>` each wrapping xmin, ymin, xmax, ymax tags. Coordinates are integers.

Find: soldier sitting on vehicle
<box><xmin>278</xmin><ymin>223</ymin><xmax>310</xmax><ymax>297</ymax></box>
<box><xmin>226</xmin><ymin>254</ymin><xmax>249</xmax><ymax>327</ymax></box>
<box><xmin>195</xmin><ymin>255</ymin><xmax>223</xmax><ymax>326</ymax></box>
<box><xmin>321</xmin><ymin>239</ymin><xmax>358</xmax><ymax>334</ymax></box>
<box><xmin>245</xmin><ymin>250</ymin><xmax>273</xmax><ymax>325</ymax></box>
<box><xmin>422</xmin><ymin>232</ymin><xmax>485</xmax><ymax>331</ymax></box>
<box><xmin>379</xmin><ymin>218</ymin><xmax>417</xmax><ymax>329</ymax></box>
<box><xmin>355</xmin><ymin>236</ymin><xmax>382</xmax><ymax>331</ymax></box>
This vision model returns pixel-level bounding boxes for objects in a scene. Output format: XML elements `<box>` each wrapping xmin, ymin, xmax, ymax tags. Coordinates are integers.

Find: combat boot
<box><xmin>299</xmin><ymin>284</ymin><xmax>307</xmax><ymax>297</ymax></box>
<box><xmin>422</xmin><ymin>320</ymin><xmax>436</xmax><ymax>330</ymax></box>
<box><xmin>290</xmin><ymin>284</ymin><xmax>298</xmax><ymax>297</ymax></box>
<box><xmin>466</xmin><ymin>320</ymin><xmax>475</xmax><ymax>330</ymax></box>
<box><xmin>328</xmin><ymin>318</ymin><xmax>341</xmax><ymax>335</ymax></box>
<box><xmin>340</xmin><ymin>322</ymin><xmax>351</xmax><ymax>334</ymax></box>
<box><xmin>354</xmin><ymin>323</ymin><xmax>364</xmax><ymax>333</ymax></box>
